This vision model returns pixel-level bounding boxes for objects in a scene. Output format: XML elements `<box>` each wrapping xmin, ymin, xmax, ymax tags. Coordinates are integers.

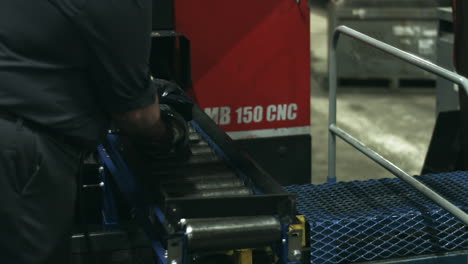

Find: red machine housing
<box><xmin>175</xmin><ymin>0</ymin><xmax>311</xmax><ymax>184</ymax></box>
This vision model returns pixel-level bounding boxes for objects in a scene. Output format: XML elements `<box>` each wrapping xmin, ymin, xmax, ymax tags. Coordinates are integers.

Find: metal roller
<box><xmin>189</xmin><ymin>134</ymin><xmax>200</xmax><ymax>141</ymax></box>
<box><xmin>162</xmin><ymin>178</ymin><xmax>244</xmax><ymax>191</ymax></box>
<box><xmin>154</xmin><ymin>153</ymin><xmax>221</xmax><ymax>169</ymax></box>
<box><xmin>171</xmin><ymin>186</ymin><xmax>253</xmax><ymax>198</ymax></box>
<box><xmin>184</xmin><ymin>216</ymin><xmax>281</xmax><ymax>250</ymax></box>
<box><xmin>187</xmin><ymin>153</ymin><xmax>221</xmax><ymax>164</ymax></box>
<box><xmin>161</xmin><ymin>173</ymin><xmax>238</xmax><ymax>184</ymax></box>
<box><xmin>189</xmin><ymin>131</ymin><xmax>202</xmax><ymax>142</ymax></box>
<box><xmin>190</xmin><ymin>144</ymin><xmax>214</xmax><ymax>155</ymax></box>
<box><xmin>152</xmin><ymin>163</ymin><xmax>230</xmax><ymax>176</ymax></box>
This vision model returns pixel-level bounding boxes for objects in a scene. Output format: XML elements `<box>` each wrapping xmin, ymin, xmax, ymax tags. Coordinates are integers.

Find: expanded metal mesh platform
<box><xmin>284</xmin><ymin>171</ymin><xmax>468</xmax><ymax>264</ymax></box>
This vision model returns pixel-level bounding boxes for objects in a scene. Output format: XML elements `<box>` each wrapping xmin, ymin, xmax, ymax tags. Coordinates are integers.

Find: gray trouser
<box><xmin>0</xmin><ymin>117</ymin><xmax>81</xmax><ymax>264</ymax></box>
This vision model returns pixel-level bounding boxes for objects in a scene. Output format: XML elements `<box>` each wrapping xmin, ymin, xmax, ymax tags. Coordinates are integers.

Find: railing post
<box><xmin>327</xmin><ymin>31</ymin><xmax>340</xmax><ymax>183</ymax></box>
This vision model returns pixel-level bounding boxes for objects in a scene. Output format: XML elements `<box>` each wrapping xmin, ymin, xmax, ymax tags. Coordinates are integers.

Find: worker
<box><xmin>0</xmin><ymin>0</ymin><xmax>189</xmax><ymax>263</ymax></box>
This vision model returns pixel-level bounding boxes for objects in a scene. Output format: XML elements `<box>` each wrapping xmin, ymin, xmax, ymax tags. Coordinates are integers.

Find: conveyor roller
<box><xmin>183</xmin><ymin>216</ymin><xmax>282</xmax><ymax>251</ymax></box>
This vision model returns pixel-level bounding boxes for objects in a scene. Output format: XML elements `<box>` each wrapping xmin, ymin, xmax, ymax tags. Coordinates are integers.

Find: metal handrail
<box><xmin>328</xmin><ymin>25</ymin><xmax>468</xmax><ymax>225</ymax></box>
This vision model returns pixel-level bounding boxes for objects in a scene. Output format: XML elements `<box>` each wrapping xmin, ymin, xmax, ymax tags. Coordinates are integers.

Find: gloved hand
<box><xmin>153</xmin><ymin>78</ymin><xmax>193</xmax><ymax>121</ymax></box>
<box><xmin>159</xmin><ymin>103</ymin><xmax>190</xmax><ymax>157</ymax></box>
<box><xmin>131</xmin><ymin>103</ymin><xmax>191</xmax><ymax>161</ymax></box>
<box><xmin>126</xmin><ymin>79</ymin><xmax>193</xmax><ymax>161</ymax></box>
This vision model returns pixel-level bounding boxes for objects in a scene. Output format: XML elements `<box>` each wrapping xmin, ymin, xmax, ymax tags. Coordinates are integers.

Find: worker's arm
<box><xmin>48</xmin><ymin>0</ymin><xmax>168</xmax><ymax>141</ymax></box>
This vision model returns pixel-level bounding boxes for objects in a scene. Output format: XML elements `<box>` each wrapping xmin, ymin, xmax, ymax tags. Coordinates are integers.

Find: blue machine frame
<box><xmin>97</xmin><ymin>121</ymin><xmax>301</xmax><ymax>264</ymax></box>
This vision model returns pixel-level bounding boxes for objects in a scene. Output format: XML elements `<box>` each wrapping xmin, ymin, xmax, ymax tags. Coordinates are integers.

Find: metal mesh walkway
<box><xmin>284</xmin><ymin>171</ymin><xmax>468</xmax><ymax>264</ymax></box>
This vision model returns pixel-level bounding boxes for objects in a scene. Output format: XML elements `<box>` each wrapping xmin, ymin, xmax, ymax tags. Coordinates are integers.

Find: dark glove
<box><xmin>160</xmin><ymin>104</ymin><xmax>190</xmax><ymax>156</ymax></box>
<box><xmin>153</xmin><ymin>78</ymin><xmax>193</xmax><ymax>121</ymax></box>
<box><xmin>131</xmin><ymin>104</ymin><xmax>191</xmax><ymax>161</ymax></box>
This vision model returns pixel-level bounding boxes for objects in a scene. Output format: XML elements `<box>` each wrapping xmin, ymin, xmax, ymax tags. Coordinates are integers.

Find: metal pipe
<box><xmin>328</xmin><ymin>25</ymin><xmax>468</xmax><ymax>181</ymax></box>
<box><xmin>328</xmin><ymin>27</ymin><xmax>339</xmax><ymax>183</ymax></box>
<box><xmin>184</xmin><ymin>216</ymin><xmax>281</xmax><ymax>250</ymax></box>
<box><xmin>328</xmin><ymin>26</ymin><xmax>468</xmax><ymax>225</ymax></box>
<box><xmin>330</xmin><ymin>124</ymin><xmax>468</xmax><ymax>225</ymax></box>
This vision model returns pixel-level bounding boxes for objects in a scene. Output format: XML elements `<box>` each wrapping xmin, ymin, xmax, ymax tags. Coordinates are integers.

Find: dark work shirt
<box><xmin>0</xmin><ymin>0</ymin><xmax>156</xmax><ymax>146</ymax></box>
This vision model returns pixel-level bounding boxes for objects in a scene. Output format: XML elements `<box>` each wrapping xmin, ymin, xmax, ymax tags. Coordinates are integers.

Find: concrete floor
<box><xmin>309</xmin><ymin>5</ymin><xmax>437</xmax><ymax>184</ymax></box>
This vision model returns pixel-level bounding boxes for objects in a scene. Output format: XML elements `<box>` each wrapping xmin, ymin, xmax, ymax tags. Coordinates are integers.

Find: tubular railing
<box><xmin>328</xmin><ymin>25</ymin><xmax>468</xmax><ymax>225</ymax></box>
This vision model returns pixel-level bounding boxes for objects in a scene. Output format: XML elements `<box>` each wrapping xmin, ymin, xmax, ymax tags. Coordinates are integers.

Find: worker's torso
<box><xmin>0</xmin><ymin>0</ymin><xmax>107</xmax><ymax>146</ymax></box>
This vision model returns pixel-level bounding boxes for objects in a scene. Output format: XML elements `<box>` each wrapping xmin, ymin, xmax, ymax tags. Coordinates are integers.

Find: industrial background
<box><xmin>72</xmin><ymin>1</ymin><xmax>467</xmax><ymax>264</ymax></box>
